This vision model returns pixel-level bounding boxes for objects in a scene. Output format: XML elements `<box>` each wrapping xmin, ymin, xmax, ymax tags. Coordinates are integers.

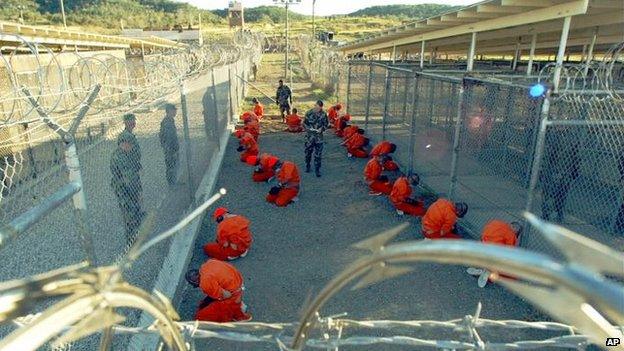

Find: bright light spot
<box><xmin>530</xmin><ymin>83</ymin><xmax>546</xmax><ymax>98</ymax></box>
<box><xmin>425</xmin><ymin>144</ymin><xmax>431</xmax><ymax>149</ymax></box>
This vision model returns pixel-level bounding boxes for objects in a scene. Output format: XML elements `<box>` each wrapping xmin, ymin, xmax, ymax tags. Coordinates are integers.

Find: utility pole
<box><xmin>312</xmin><ymin>0</ymin><xmax>317</xmax><ymax>39</ymax></box>
<box><xmin>273</xmin><ymin>0</ymin><xmax>301</xmax><ymax>84</ymax></box>
<box><xmin>59</xmin><ymin>0</ymin><xmax>67</xmax><ymax>28</ymax></box>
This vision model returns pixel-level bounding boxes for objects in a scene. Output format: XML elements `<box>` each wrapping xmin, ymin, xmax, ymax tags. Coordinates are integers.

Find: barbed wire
<box><xmin>537</xmin><ymin>40</ymin><xmax>624</xmax><ymax>100</ymax></box>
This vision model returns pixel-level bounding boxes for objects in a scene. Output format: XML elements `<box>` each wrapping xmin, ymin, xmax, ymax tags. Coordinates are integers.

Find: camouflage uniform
<box><xmin>303</xmin><ymin>108</ymin><xmax>329</xmax><ymax>174</ymax></box>
<box><xmin>111</xmin><ymin>134</ymin><xmax>145</xmax><ymax>242</ymax></box>
<box><xmin>116</xmin><ymin>129</ymin><xmax>141</xmax><ymax>170</ymax></box>
<box><xmin>276</xmin><ymin>85</ymin><xmax>292</xmax><ymax>118</ymax></box>
<box><xmin>159</xmin><ymin>114</ymin><xmax>179</xmax><ymax>185</ymax></box>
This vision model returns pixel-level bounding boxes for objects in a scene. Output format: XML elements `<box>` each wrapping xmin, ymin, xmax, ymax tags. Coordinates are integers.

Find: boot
<box><xmin>315</xmin><ymin>167</ymin><xmax>321</xmax><ymax>178</ymax></box>
<box><xmin>305</xmin><ymin>164</ymin><xmax>311</xmax><ymax>173</ymax></box>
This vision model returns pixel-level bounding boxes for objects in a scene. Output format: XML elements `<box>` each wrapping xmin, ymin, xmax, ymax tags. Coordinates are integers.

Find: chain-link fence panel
<box><xmin>381</xmin><ymin>68</ymin><xmax>415</xmax><ymax>170</ymax></box>
<box><xmin>365</xmin><ymin>64</ymin><xmax>389</xmax><ymax>142</ymax></box>
<box><xmin>524</xmin><ymin>94</ymin><xmax>624</xmax><ymax>253</ymax></box>
<box><xmin>345</xmin><ymin>62</ymin><xmax>370</xmax><ymax>121</ymax></box>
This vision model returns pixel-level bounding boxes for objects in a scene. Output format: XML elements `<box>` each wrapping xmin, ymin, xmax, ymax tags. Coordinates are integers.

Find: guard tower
<box><xmin>228</xmin><ymin>1</ymin><xmax>244</xmax><ymax>28</ymax></box>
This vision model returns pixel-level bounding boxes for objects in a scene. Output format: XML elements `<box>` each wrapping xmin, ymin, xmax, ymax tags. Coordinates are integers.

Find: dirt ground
<box><xmin>176</xmin><ymin>54</ymin><xmax>553</xmax><ymax>350</ymax></box>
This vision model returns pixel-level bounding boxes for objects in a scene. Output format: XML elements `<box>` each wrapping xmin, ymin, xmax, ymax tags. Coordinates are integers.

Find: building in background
<box><xmin>228</xmin><ymin>1</ymin><xmax>245</xmax><ymax>28</ymax></box>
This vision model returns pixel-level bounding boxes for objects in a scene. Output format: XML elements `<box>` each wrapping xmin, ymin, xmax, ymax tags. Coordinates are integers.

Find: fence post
<box><xmin>364</xmin><ymin>61</ymin><xmax>373</xmax><ymax>131</ymax></box>
<box><xmin>401</xmin><ymin>72</ymin><xmax>410</xmax><ymax>122</ymax></box>
<box><xmin>211</xmin><ymin>68</ymin><xmax>221</xmax><ymax>149</ymax></box>
<box><xmin>408</xmin><ymin>72</ymin><xmax>420</xmax><ymax>175</ymax></box>
<box><xmin>179</xmin><ymin>81</ymin><xmax>195</xmax><ymax>203</ymax></box>
<box><xmin>228</xmin><ymin>64</ymin><xmax>236</xmax><ymax>124</ymax></box>
<box><xmin>20</xmin><ymin>86</ymin><xmax>98</xmax><ymax>266</ymax></box>
<box><xmin>346</xmin><ymin>63</ymin><xmax>352</xmax><ymax>111</ymax></box>
<box><xmin>428</xmin><ymin>78</ymin><xmax>435</xmax><ymax>126</ymax></box>
<box><xmin>381</xmin><ymin>66</ymin><xmax>392</xmax><ymax>140</ymax></box>
<box><xmin>448</xmin><ymin>78</ymin><xmax>467</xmax><ymax>200</ymax></box>
<box><xmin>522</xmin><ymin>90</ymin><xmax>552</xmax><ymax>247</ymax></box>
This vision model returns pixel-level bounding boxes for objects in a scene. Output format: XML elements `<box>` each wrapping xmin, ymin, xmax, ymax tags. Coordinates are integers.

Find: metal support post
<box><xmin>527</xmin><ymin>33</ymin><xmax>537</xmax><ymax>76</ymax></box>
<box><xmin>211</xmin><ymin>68</ymin><xmax>221</xmax><ymax>149</ymax></box>
<box><xmin>408</xmin><ymin>73</ymin><xmax>420</xmax><ymax>174</ymax></box>
<box><xmin>179</xmin><ymin>81</ymin><xmax>195</xmax><ymax>202</ymax></box>
<box><xmin>228</xmin><ymin>64</ymin><xmax>235</xmax><ymax>124</ymax></box>
<box><xmin>523</xmin><ymin>89</ymin><xmax>552</xmax><ymax>247</ymax></box>
<box><xmin>420</xmin><ymin>41</ymin><xmax>426</xmax><ymax>69</ymax></box>
<box><xmin>467</xmin><ymin>32</ymin><xmax>477</xmax><ymax>72</ymax></box>
<box><xmin>448</xmin><ymin>79</ymin><xmax>466</xmax><ymax>199</ymax></box>
<box><xmin>583</xmin><ymin>27</ymin><xmax>598</xmax><ymax>77</ymax></box>
<box><xmin>346</xmin><ymin>64</ymin><xmax>352</xmax><ymax>111</ymax></box>
<box><xmin>381</xmin><ymin>67</ymin><xmax>392</xmax><ymax>139</ymax></box>
<box><xmin>364</xmin><ymin>62</ymin><xmax>373</xmax><ymax>131</ymax></box>
<box><xmin>553</xmin><ymin>16</ymin><xmax>572</xmax><ymax>93</ymax></box>
<box><xmin>512</xmin><ymin>37</ymin><xmax>521</xmax><ymax>71</ymax></box>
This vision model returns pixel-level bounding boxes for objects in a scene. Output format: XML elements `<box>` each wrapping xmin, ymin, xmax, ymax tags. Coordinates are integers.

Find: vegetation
<box><xmin>0</xmin><ymin>1</ymin><xmax>453</xmax><ymax>39</ymax></box>
<box><xmin>348</xmin><ymin>4</ymin><xmax>458</xmax><ymax>19</ymax></box>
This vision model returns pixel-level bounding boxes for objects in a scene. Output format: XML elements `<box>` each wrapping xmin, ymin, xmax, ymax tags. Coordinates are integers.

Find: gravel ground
<box><xmin>177</xmin><ymin>129</ymin><xmax>553</xmax><ymax>350</ymax></box>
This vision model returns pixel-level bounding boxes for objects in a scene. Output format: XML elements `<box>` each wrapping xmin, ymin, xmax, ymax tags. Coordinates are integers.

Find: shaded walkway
<box><xmin>177</xmin><ymin>129</ymin><xmax>549</xmax><ymax>349</ymax></box>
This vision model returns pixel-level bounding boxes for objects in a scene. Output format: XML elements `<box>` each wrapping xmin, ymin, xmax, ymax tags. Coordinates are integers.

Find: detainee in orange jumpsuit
<box><xmin>334</xmin><ymin>114</ymin><xmax>351</xmax><ymax>137</ymax></box>
<box><xmin>421</xmin><ymin>199</ymin><xmax>468</xmax><ymax>239</ymax></box>
<box><xmin>342</xmin><ymin>124</ymin><xmax>360</xmax><ymax>141</ymax></box>
<box><xmin>370</xmin><ymin>141</ymin><xmax>399</xmax><ymax>171</ymax></box>
<box><xmin>266</xmin><ymin>160</ymin><xmax>300</xmax><ymax>207</ymax></box>
<box><xmin>240</xmin><ymin>111</ymin><xmax>258</xmax><ymax>123</ymax></box>
<box><xmin>467</xmin><ymin>220</ymin><xmax>522</xmax><ymax>287</ymax></box>
<box><xmin>186</xmin><ymin>259</ymin><xmax>251</xmax><ymax>322</ymax></box>
<box><xmin>285</xmin><ymin>108</ymin><xmax>303</xmax><ymax>133</ymax></box>
<box><xmin>237</xmin><ymin>131</ymin><xmax>259</xmax><ymax>162</ymax></box>
<box><xmin>364</xmin><ymin>157</ymin><xmax>393</xmax><ymax>195</ymax></box>
<box><xmin>252</xmin><ymin>97</ymin><xmax>264</xmax><ymax>119</ymax></box>
<box><xmin>243</xmin><ymin>115</ymin><xmax>260</xmax><ymax>141</ymax></box>
<box><xmin>343</xmin><ymin>129</ymin><xmax>370</xmax><ymax>158</ymax></box>
<box><xmin>327</xmin><ymin>103</ymin><xmax>342</xmax><ymax>125</ymax></box>
<box><xmin>246</xmin><ymin>153</ymin><xmax>280</xmax><ymax>182</ymax></box>
<box><xmin>203</xmin><ymin>207</ymin><xmax>253</xmax><ymax>261</ymax></box>
<box><xmin>390</xmin><ymin>174</ymin><xmax>426</xmax><ymax>216</ymax></box>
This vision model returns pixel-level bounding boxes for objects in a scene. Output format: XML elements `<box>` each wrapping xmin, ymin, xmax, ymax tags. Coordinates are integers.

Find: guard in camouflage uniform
<box><xmin>275</xmin><ymin>79</ymin><xmax>292</xmax><ymax>121</ymax></box>
<box><xmin>159</xmin><ymin>103</ymin><xmax>180</xmax><ymax>185</ymax></box>
<box><xmin>111</xmin><ymin>131</ymin><xmax>145</xmax><ymax>243</ymax></box>
<box><xmin>117</xmin><ymin>113</ymin><xmax>142</xmax><ymax>169</ymax></box>
<box><xmin>303</xmin><ymin>100</ymin><xmax>329</xmax><ymax>177</ymax></box>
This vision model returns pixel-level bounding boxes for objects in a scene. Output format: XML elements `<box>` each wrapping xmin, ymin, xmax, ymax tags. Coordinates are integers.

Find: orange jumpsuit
<box><xmin>481</xmin><ymin>220</ymin><xmax>518</xmax><ymax>246</ymax></box>
<box><xmin>345</xmin><ymin>133</ymin><xmax>369</xmax><ymax>158</ymax></box>
<box><xmin>327</xmin><ymin>105</ymin><xmax>341</xmax><ymax>125</ymax></box>
<box><xmin>266</xmin><ymin>161</ymin><xmax>300</xmax><ymax>207</ymax></box>
<box><xmin>390</xmin><ymin>177</ymin><xmax>426</xmax><ymax>216</ymax></box>
<box><xmin>239</xmin><ymin>132</ymin><xmax>259</xmax><ymax>162</ymax></box>
<box><xmin>244</xmin><ymin>119</ymin><xmax>260</xmax><ymax>141</ymax></box>
<box><xmin>342</xmin><ymin>125</ymin><xmax>359</xmax><ymax>141</ymax></box>
<box><xmin>370</xmin><ymin>141</ymin><xmax>399</xmax><ymax>171</ymax></box>
<box><xmin>240</xmin><ymin>111</ymin><xmax>258</xmax><ymax>122</ymax></box>
<box><xmin>195</xmin><ymin>259</ymin><xmax>250</xmax><ymax>322</ymax></box>
<box><xmin>252</xmin><ymin>153</ymin><xmax>278</xmax><ymax>182</ymax></box>
<box><xmin>204</xmin><ymin>215</ymin><xmax>253</xmax><ymax>261</ymax></box>
<box><xmin>364</xmin><ymin>158</ymin><xmax>392</xmax><ymax>194</ymax></box>
<box><xmin>421</xmin><ymin>199</ymin><xmax>461</xmax><ymax>239</ymax></box>
<box><xmin>285</xmin><ymin>113</ymin><xmax>303</xmax><ymax>132</ymax></box>
<box><xmin>334</xmin><ymin>115</ymin><xmax>350</xmax><ymax>137</ymax></box>
<box><xmin>253</xmin><ymin>103</ymin><xmax>264</xmax><ymax>119</ymax></box>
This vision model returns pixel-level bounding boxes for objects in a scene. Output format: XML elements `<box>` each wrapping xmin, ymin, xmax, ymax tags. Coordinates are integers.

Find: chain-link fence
<box><xmin>0</xmin><ymin>31</ymin><xmax>261</xmax><ymax>349</ymax></box>
<box><xmin>341</xmin><ymin>59</ymin><xmax>624</xmax><ymax>255</ymax></box>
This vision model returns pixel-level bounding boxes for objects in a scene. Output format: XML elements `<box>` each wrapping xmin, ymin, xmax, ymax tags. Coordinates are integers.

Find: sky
<box><xmin>180</xmin><ymin>1</ymin><xmax>477</xmax><ymax>16</ymax></box>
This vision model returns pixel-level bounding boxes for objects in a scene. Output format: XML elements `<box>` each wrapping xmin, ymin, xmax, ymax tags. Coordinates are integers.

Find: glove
<box><xmin>269</xmin><ymin>186</ymin><xmax>281</xmax><ymax>195</ymax></box>
<box><xmin>236</xmin><ymin>146</ymin><xmax>244</xmax><ymax>152</ymax></box>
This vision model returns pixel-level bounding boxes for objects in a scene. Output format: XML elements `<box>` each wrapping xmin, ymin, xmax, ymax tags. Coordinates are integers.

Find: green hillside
<box><xmin>348</xmin><ymin>4</ymin><xmax>458</xmax><ymax>19</ymax></box>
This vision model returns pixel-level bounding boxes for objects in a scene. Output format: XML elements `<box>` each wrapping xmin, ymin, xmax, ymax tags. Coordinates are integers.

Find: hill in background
<box><xmin>348</xmin><ymin>4</ymin><xmax>458</xmax><ymax>18</ymax></box>
<box><xmin>0</xmin><ymin>1</ymin><xmax>455</xmax><ymax>35</ymax></box>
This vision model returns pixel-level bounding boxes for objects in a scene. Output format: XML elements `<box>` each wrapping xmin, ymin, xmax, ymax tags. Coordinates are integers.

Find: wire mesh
<box><xmin>342</xmin><ymin>58</ymin><xmax>624</xmax><ymax>252</ymax></box>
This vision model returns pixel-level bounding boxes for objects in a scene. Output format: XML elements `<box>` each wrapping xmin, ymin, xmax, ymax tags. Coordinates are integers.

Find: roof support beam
<box><xmin>553</xmin><ymin>16</ymin><xmax>572</xmax><ymax>93</ymax></box>
<box><xmin>527</xmin><ymin>33</ymin><xmax>538</xmax><ymax>75</ymax></box>
<box><xmin>583</xmin><ymin>26</ymin><xmax>598</xmax><ymax>76</ymax></box>
<box><xmin>420</xmin><ymin>41</ymin><xmax>426</xmax><ymax>69</ymax></box>
<box><xmin>340</xmin><ymin>0</ymin><xmax>589</xmax><ymax>55</ymax></box>
<box><xmin>467</xmin><ymin>32</ymin><xmax>477</xmax><ymax>71</ymax></box>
